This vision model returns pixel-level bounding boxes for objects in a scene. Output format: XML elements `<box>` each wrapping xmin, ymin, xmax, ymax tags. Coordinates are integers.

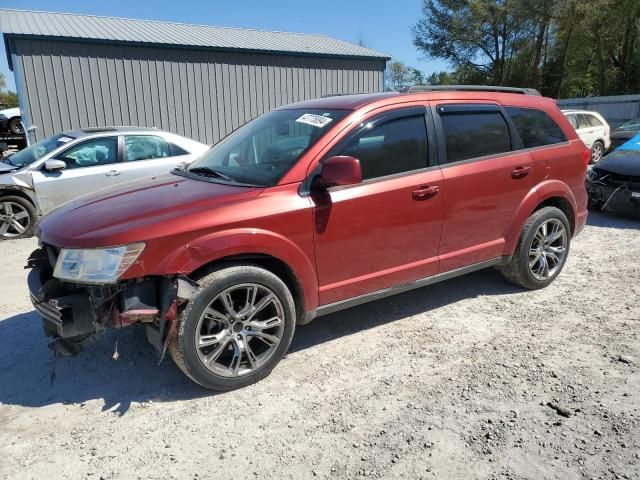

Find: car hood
<box><xmin>38</xmin><ymin>173</ymin><xmax>263</xmax><ymax>247</ymax></box>
<box><xmin>0</xmin><ymin>162</ymin><xmax>17</xmax><ymax>173</ymax></box>
<box><xmin>595</xmin><ymin>150</ymin><xmax>640</xmax><ymax>177</ymax></box>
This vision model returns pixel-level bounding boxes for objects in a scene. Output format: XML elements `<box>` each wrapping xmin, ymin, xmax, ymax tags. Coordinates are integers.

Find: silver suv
<box><xmin>0</xmin><ymin>127</ymin><xmax>208</xmax><ymax>239</ymax></box>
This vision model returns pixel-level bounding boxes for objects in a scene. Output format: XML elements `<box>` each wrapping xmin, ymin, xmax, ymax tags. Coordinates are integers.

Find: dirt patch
<box><xmin>0</xmin><ymin>212</ymin><xmax>638</xmax><ymax>480</ymax></box>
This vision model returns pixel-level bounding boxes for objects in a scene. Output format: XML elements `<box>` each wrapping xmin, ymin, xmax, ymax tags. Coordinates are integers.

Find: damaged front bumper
<box><xmin>586</xmin><ymin>178</ymin><xmax>640</xmax><ymax>216</ymax></box>
<box><xmin>27</xmin><ymin>247</ymin><xmax>196</xmax><ymax>357</ymax></box>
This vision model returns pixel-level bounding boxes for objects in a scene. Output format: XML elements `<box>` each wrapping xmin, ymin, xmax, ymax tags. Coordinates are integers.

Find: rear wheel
<box><xmin>501</xmin><ymin>206</ymin><xmax>571</xmax><ymax>290</ymax></box>
<box><xmin>0</xmin><ymin>195</ymin><xmax>36</xmax><ymax>239</ymax></box>
<box><xmin>590</xmin><ymin>141</ymin><xmax>604</xmax><ymax>163</ymax></box>
<box><xmin>8</xmin><ymin>118</ymin><xmax>24</xmax><ymax>135</ymax></box>
<box><xmin>169</xmin><ymin>265</ymin><xmax>296</xmax><ymax>390</ymax></box>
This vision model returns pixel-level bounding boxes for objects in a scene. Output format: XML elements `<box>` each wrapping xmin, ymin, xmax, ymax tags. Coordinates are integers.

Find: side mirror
<box><xmin>44</xmin><ymin>159</ymin><xmax>67</xmax><ymax>171</ymax></box>
<box><xmin>315</xmin><ymin>156</ymin><xmax>362</xmax><ymax>188</ymax></box>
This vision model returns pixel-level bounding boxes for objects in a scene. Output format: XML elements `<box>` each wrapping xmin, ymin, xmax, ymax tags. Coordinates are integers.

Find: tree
<box><xmin>410</xmin><ymin>68</ymin><xmax>426</xmax><ymax>86</ymax></box>
<box><xmin>0</xmin><ymin>72</ymin><xmax>6</xmax><ymax>91</ymax></box>
<box><xmin>387</xmin><ymin>61</ymin><xmax>412</xmax><ymax>90</ymax></box>
<box><xmin>412</xmin><ymin>0</ymin><xmax>640</xmax><ymax>98</ymax></box>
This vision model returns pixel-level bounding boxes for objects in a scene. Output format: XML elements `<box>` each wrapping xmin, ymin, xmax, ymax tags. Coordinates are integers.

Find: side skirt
<box><xmin>303</xmin><ymin>256</ymin><xmax>508</xmax><ymax>322</ymax></box>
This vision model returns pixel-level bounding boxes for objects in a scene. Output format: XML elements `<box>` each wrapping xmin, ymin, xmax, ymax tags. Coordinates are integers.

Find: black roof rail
<box><xmin>321</xmin><ymin>92</ymin><xmax>375</xmax><ymax>98</ymax></box>
<box><xmin>399</xmin><ymin>85</ymin><xmax>541</xmax><ymax>96</ymax></box>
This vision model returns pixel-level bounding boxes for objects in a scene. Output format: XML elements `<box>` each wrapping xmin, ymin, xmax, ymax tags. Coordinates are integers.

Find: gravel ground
<box><xmin>0</xmin><ymin>211</ymin><xmax>638</xmax><ymax>480</ymax></box>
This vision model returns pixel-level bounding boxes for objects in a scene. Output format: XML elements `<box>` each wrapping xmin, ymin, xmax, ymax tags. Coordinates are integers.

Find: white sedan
<box><xmin>0</xmin><ymin>127</ymin><xmax>209</xmax><ymax>238</ymax></box>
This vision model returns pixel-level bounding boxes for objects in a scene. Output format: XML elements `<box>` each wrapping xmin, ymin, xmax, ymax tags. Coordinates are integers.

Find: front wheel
<box><xmin>169</xmin><ymin>265</ymin><xmax>296</xmax><ymax>390</ymax></box>
<box><xmin>500</xmin><ymin>206</ymin><xmax>571</xmax><ymax>290</ymax></box>
<box><xmin>0</xmin><ymin>195</ymin><xmax>37</xmax><ymax>239</ymax></box>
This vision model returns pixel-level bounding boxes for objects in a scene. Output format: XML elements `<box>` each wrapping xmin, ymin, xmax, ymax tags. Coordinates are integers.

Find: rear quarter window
<box><xmin>505</xmin><ymin>107</ymin><xmax>567</xmax><ymax>148</ymax></box>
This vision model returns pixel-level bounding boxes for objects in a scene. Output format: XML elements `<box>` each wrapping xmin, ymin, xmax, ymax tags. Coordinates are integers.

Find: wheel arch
<box><xmin>504</xmin><ymin>181</ymin><xmax>577</xmax><ymax>254</ymax></box>
<box><xmin>131</xmin><ymin>228</ymin><xmax>319</xmax><ymax>316</ymax></box>
<box><xmin>189</xmin><ymin>253</ymin><xmax>307</xmax><ymax>325</ymax></box>
<box><xmin>0</xmin><ymin>186</ymin><xmax>37</xmax><ymax>208</ymax></box>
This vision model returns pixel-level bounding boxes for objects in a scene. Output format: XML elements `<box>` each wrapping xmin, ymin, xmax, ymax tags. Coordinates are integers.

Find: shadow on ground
<box><xmin>0</xmin><ymin>268</ymin><xmax>519</xmax><ymax>414</ymax></box>
<box><xmin>587</xmin><ymin>210</ymin><xmax>640</xmax><ymax>229</ymax></box>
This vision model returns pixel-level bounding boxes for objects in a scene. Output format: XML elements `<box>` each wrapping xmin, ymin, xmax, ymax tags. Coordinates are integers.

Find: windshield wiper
<box><xmin>188</xmin><ymin>166</ymin><xmax>236</xmax><ymax>182</ymax></box>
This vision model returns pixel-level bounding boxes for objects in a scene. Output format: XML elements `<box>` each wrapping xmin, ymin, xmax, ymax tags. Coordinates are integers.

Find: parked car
<box><xmin>28</xmin><ymin>87</ymin><xmax>589</xmax><ymax>390</ymax></box>
<box><xmin>0</xmin><ymin>107</ymin><xmax>23</xmax><ymax>135</ymax></box>
<box><xmin>0</xmin><ymin>127</ymin><xmax>208</xmax><ymax>238</ymax></box>
<box><xmin>608</xmin><ymin>117</ymin><xmax>640</xmax><ymax>152</ymax></box>
<box><xmin>586</xmin><ymin>133</ymin><xmax>640</xmax><ymax>216</ymax></box>
<box><xmin>562</xmin><ymin>109</ymin><xmax>610</xmax><ymax>163</ymax></box>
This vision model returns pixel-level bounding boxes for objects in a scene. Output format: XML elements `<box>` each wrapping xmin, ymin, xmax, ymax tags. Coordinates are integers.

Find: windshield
<box><xmin>4</xmin><ymin>134</ymin><xmax>77</xmax><ymax>168</ymax></box>
<box><xmin>617</xmin><ymin>118</ymin><xmax>640</xmax><ymax>132</ymax></box>
<box><xmin>183</xmin><ymin>108</ymin><xmax>349</xmax><ymax>186</ymax></box>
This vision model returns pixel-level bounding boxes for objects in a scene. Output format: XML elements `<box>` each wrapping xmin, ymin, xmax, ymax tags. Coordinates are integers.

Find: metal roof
<box><xmin>0</xmin><ymin>9</ymin><xmax>390</xmax><ymax>60</ymax></box>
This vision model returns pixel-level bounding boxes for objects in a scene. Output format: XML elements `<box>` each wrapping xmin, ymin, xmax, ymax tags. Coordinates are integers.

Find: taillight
<box><xmin>580</xmin><ymin>146</ymin><xmax>591</xmax><ymax>166</ymax></box>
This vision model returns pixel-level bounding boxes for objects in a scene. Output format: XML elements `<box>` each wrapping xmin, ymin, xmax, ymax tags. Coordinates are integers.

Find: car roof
<box><xmin>280</xmin><ymin>90</ymin><xmax>557</xmax><ymax>112</ymax></box>
<box><xmin>561</xmin><ymin>109</ymin><xmax>600</xmax><ymax>115</ymax></box>
<box><xmin>61</xmin><ymin>126</ymin><xmax>168</xmax><ymax>138</ymax></box>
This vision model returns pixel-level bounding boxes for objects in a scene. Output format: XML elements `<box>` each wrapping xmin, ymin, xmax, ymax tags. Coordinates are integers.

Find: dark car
<box><xmin>608</xmin><ymin>117</ymin><xmax>640</xmax><ymax>152</ymax></box>
<box><xmin>27</xmin><ymin>86</ymin><xmax>589</xmax><ymax>390</ymax></box>
<box><xmin>587</xmin><ymin>133</ymin><xmax>640</xmax><ymax>215</ymax></box>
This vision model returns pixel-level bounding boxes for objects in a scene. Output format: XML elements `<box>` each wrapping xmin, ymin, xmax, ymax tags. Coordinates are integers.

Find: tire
<box><xmin>500</xmin><ymin>206</ymin><xmax>571</xmax><ymax>290</ymax></box>
<box><xmin>169</xmin><ymin>265</ymin><xmax>296</xmax><ymax>390</ymax></box>
<box><xmin>0</xmin><ymin>195</ymin><xmax>37</xmax><ymax>239</ymax></box>
<box><xmin>590</xmin><ymin>141</ymin><xmax>604</xmax><ymax>164</ymax></box>
<box><xmin>8</xmin><ymin>117</ymin><xmax>24</xmax><ymax>135</ymax></box>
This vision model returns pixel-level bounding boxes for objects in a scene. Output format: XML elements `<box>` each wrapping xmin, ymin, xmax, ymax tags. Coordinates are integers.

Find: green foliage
<box><xmin>413</xmin><ymin>0</ymin><xmax>640</xmax><ymax>97</ymax></box>
<box><xmin>0</xmin><ymin>72</ymin><xmax>18</xmax><ymax>108</ymax></box>
<box><xmin>387</xmin><ymin>61</ymin><xmax>428</xmax><ymax>90</ymax></box>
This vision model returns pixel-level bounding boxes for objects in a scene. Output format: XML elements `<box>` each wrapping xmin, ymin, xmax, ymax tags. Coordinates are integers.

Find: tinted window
<box><xmin>337</xmin><ymin>115</ymin><xmax>428</xmax><ymax>180</ymax></box>
<box><xmin>577</xmin><ymin>114</ymin><xmax>592</xmax><ymax>129</ymax></box>
<box><xmin>506</xmin><ymin>107</ymin><xmax>567</xmax><ymax>148</ymax></box>
<box><xmin>55</xmin><ymin>137</ymin><xmax>117</xmax><ymax>169</ymax></box>
<box><xmin>169</xmin><ymin>143</ymin><xmax>189</xmax><ymax>156</ymax></box>
<box><xmin>440</xmin><ymin>111</ymin><xmax>511</xmax><ymax>163</ymax></box>
<box><xmin>125</xmin><ymin>135</ymin><xmax>171</xmax><ymax>161</ymax></box>
<box><xmin>585</xmin><ymin>114</ymin><xmax>603</xmax><ymax>127</ymax></box>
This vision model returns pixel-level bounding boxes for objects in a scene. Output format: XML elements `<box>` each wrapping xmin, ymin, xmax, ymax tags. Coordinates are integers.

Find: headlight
<box><xmin>53</xmin><ymin>243</ymin><xmax>145</xmax><ymax>284</ymax></box>
<box><xmin>586</xmin><ymin>166</ymin><xmax>599</xmax><ymax>181</ymax></box>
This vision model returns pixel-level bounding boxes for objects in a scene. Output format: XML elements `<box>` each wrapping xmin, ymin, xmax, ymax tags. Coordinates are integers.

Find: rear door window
<box><xmin>124</xmin><ymin>135</ymin><xmax>173</xmax><ymax>162</ymax></box>
<box><xmin>439</xmin><ymin>110</ymin><xmax>511</xmax><ymax>163</ymax></box>
<box><xmin>505</xmin><ymin>107</ymin><xmax>567</xmax><ymax>148</ymax></box>
<box><xmin>577</xmin><ymin>114</ymin><xmax>592</xmax><ymax>129</ymax></box>
<box><xmin>586</xmin><ymin>114</ymin><xmax>604</xmax><ymax>127</ymax></box>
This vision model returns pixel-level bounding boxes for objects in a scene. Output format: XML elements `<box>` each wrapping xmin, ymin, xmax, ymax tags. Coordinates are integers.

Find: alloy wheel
<box><xmin>528</xmin><ymin>219</ymin><xmax>568</xmax><ymax>281</ymax></box>
<box><xmin>0</xmin><ymin>201</ymin><xmax>30</xmax><ymax>238</ymax></box>
<box><xmin>591</xmin><ymin>143</ymin><xmax>603</xmax><ymax>163</ymax></box>
<box><xmin>194</xmin><ymin>283</ymin><xmax>285</xmax><ymax>378</ymax></box>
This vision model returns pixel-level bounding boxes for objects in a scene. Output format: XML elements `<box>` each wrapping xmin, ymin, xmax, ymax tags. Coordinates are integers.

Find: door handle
<box><xmin>511</xmin><ymin>166</ymin><xmax>531</xmax><ymax>179</ymax></box>
<box><xmin>412</xmin><ymin>185</ymin><xmax>439</xmax><ymax>201</ymax></box>
<box><xmin>105</xmin><ymin>170</ymin><xmax>121</xmax><ymax>177</ymax></box>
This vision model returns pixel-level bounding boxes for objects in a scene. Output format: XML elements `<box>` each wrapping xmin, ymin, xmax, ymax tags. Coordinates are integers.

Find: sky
<box><xmin>0</xmin><ymin>0</ymin><xmax>449</xmax><ymax>92</ymax></box>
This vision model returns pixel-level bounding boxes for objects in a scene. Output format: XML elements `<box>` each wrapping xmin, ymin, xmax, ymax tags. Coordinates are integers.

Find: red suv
<box><xmin>28</xmin><ymin>86</ymin><xmax>589</xmax><ymax>390</ymax></box>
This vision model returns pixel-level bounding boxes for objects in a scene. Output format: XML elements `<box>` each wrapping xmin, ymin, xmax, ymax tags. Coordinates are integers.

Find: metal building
<box><xmin>0</xmin><ymin>9</ymin><xmax>389</xmax><ymax>143</ymax></box>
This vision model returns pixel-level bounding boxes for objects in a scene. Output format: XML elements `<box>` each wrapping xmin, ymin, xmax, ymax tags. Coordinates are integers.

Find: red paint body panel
<box><xmin>38</xmin><ymin>90</ymin><xmax>588</xmax><ymax>316</ymax></box>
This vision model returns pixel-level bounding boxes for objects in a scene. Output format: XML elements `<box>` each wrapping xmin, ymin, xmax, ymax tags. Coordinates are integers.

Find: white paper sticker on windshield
<box><xmin>296</xmin><ymin>113</ymin><xmax>333</xmax><ymax>128</ymax></box>
<box><xmin>57</xmin><ymin>136</ymin><xmax>73</xmax><ymax>143</ymax></box>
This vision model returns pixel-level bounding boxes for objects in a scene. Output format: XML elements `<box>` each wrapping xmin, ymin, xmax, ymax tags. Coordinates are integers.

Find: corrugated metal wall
<box><xmin>557</xmin><ymin>94</ymin><xmax>640</xmax><ymax>129</ymax></box>
<box><xmin>7</xmin><ymin>37</ymin><xmax>386</xmax><ymax>143</ymax></box>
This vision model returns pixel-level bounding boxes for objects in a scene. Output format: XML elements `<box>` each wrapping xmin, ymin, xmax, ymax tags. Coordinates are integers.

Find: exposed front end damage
<box><xmin>27</xmin><ymin>247</ymin><xmax>197</xmax><ymax>357</ymax></box>
<box><xmin>586</xmin><ymin>172</ymin><xmax>640</xmax><ymax>217</ymax></box>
